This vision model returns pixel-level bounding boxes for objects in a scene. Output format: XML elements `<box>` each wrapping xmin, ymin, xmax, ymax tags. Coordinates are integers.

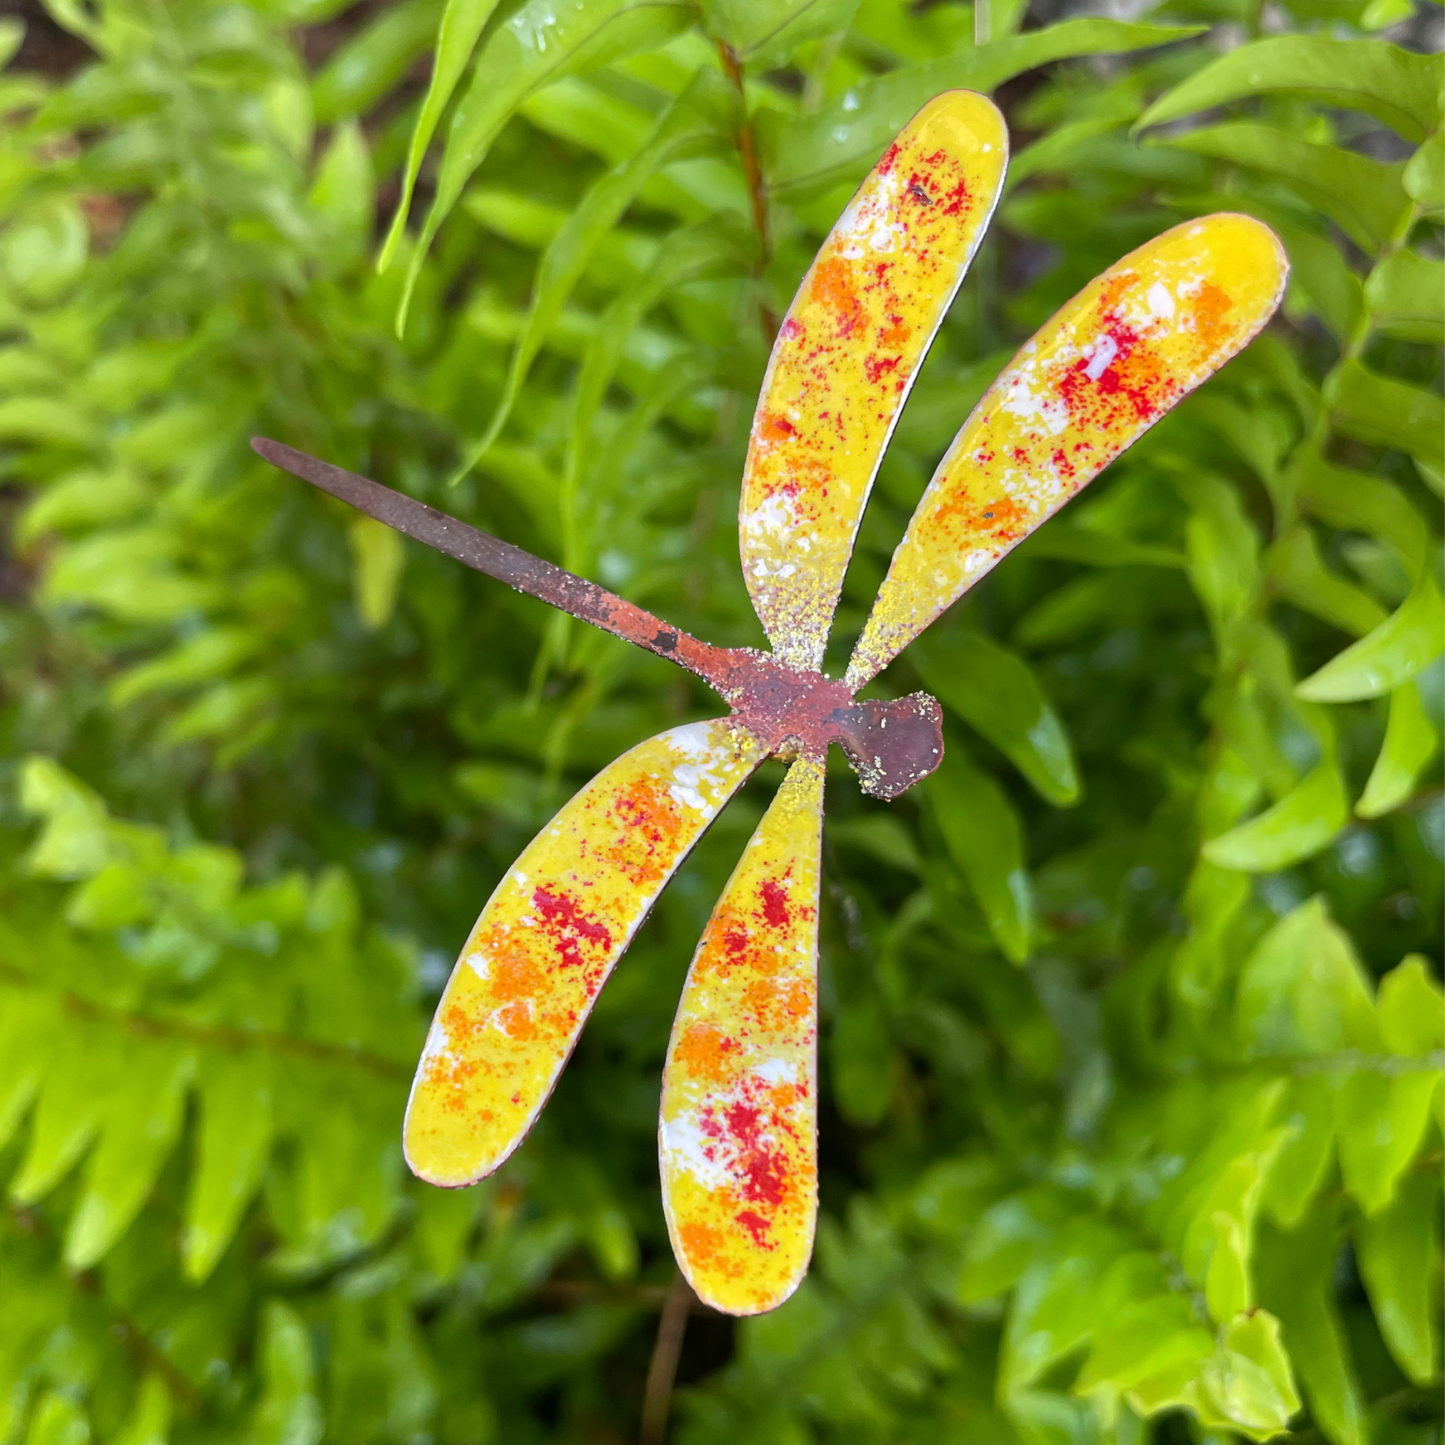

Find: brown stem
<box><xmin>639</xmin><ymin>1271</ymin><xmax>695</xmax><ymax>1445</ymax></box>
<box><xmin>716</xmin><ymin>42</ymin><xmax>777</xmax><ymax>344</ymax></box>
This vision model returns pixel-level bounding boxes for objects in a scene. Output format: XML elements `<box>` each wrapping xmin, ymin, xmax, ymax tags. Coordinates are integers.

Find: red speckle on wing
<box><xmin>531</xmin><ymin>886</ymin><xmax>612</xmax><ymax>970</ymax></box>
<box><xmin>758</xmin><ymin>876</ymin><xmax>791</xmax><ymax>929</ymax></box>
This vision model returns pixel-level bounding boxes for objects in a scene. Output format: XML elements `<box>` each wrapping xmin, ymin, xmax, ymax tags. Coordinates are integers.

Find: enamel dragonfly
<box><xmin>254</xmin><ymin>89</ymin><xmax>1287</xmax><ymax>1317</ymax></box>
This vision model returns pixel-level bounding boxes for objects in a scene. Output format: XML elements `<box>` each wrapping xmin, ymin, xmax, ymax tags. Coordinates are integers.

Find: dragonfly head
<box><xmin>711</xmin><ymin>649</ymin><xmax>943</xmax><ymax>801</ymax></box>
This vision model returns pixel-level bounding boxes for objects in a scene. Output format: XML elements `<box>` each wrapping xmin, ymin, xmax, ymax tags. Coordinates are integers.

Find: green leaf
<box><xmin>1356</xmin><ymin>681</ymin><xmax>1438</xmax><ymax>817</ymax></box>
<box><xmin>253</xmin><ymin>1302</ymin><xmax>324</xmax><ymax>1445</ymax></box>
<box><xmin>379</xmin><ymin>0</ymin><xmax>506</xmax><ymax>271</ymax></box>
<box><xmin>912</xmin><ymin>630</ymin><xmax>1078</xmax><ymax>807</ymax></box>
<box><xmin>1201</xmin><ymin>1311</ymin><xmax>1301</xmax><ymax>1436</ymax></box>
<box><xmin>9</xmin><ymin>1021</ymin><xmax>115</xmax><ymax>1205</ymax></box>
<box><xmin>0</xmin><ymin>197</ymin><xmax>88</xmax><ymax>304</ymax></box>
<box><xmin>349</xmin><ymin>514</ymin><xmax>406</xmax><ymax>630</ymax></box>
<box><xmin>1262</xmin><ymin>1076</ymin><xmax>1336</xmax><ymax>1228</ymax></box>
<box><xmin>1404</xmin><ymin>130</ymin><xmax>1444</xmax><ymax>216</ymax></box>
<box><xmin>566</xmin><ymin>215</ymin><xmax>751</xmax><ymax>485</ymax></box>
<box><xmin>1265</xmin><ymin>527</ymin><xmax>1388</xmax><ymax>639</ymax></box>
<box><xmin>1365</xmin><ymin>250</ymin><xmax>1444</xmax><ymax>345</ymax></box>
<box><xmin>19</xmin><ymin>756</ymin><xmax>114</xmax><ymax>879</ymax></box>
<box><xmin>1296</xmin><ymin>568</ymin><xmax>1445</xmax><ymax>703</ymax></box>
<box><xmin>1255</xmin><ymin>1213</ymin><xmax>1367</xmax><ymax>1445</ymax></box>
<box><xmin>1137</xmin><ymin>37</ymin><xmax>1443</xmax><ymax>144</ymax></box>
<box><xmin>25</xmin><ymin>1393</ymin><xmax>91</xmax><ymax>1445</ymax></box>
<box><xmin>312</xmin><ymin>0</ymin><xmax>444</xmax><ymax>123</ymax></box>
<box><xmin>1020</xmin><ymin>524</ymin><xmax>1184</xmax><ymax>570</ymax></box>
<box><xmin>761</xmin><ymin>21</ymin><xmax>1201</xmax><ymax>196</ymax></box>
<box><xmin>1000</xmin><ymin>1225</ymin><xmax>1133</xmax><ymax>1392</ymax></box>
<box><xmin>1378</xmin><ymin>955</ymin><xmax>1445</xmax><ymax>1057</ymax></box>
<box><xmin>395</xmin><ymin>0</ymin><xmax>695</xmax><ymax>333</ymax></box>
<box><xmin>1336</xmin><ymin>1056</ymin><xmax>1436</xmax><ymax>1217</ymax></box>
<box><xmin>459</xmin><ymin>70</ymin><xmax>734</xmax><ymax>457</ymax></box>
<box><xmin>1293</xmin><ymin>449</ymin><xmax>1431</xmax><ymax>577</ymax></box>
<box><xmin>1355</xmin><ymin>1172</ymin><xmax>1442</xmax><ymax>1385</ymax></box>
<box><xmin>1154</xmin><ymin>124</ymin><xmax>1409</xmax><ymax>255</ymax></box>
<box><xmin>1325</xmin><ymin>359</ymin><xmax>1445</xmax><ymax>472</ymax></box>
<box><xmin>1234</xmin><ymin>896</ymin><xmax>1378</xmax><ymax>1058</ymax></box>
<box><xmin>1203</xmin><ymin>762</ymin><xmax>1349</xmax><ymax>872</ymax></box>
<box><xmin>111</xmin><ymin>1376</ymin><xmax>170</xmax><ymax>1445</ymax></box>
<box><xmin>927</xmin><ymin>739</ymin><xmax>1034</xmax><ymax>962</ymax></box>
<box><xmin>700</xmin><ymin>0</ymin><xmax>858</xmax><ymax>63</ymax></box>
<box><xmin>958</xmin><ymin>1186</ymin><xmax>1078</xmax><ymax>1304</ymax></box>
<box><xmin>183</xmin><ymin>1052</ymin><xmax>275</xmax><ymax>1282</ymax></box>
<box><xmin>0</xmin><ymin>988</ymin><xmax>49</xmax><ymax>1154</ymax></box>
<box><xmin>1075</xmin><ymin>1293</ymin><xmax>1214</xmax><ymax>1404</ymax></box>
<box><xmin>309</xmin><ymin>120</ymin><xmax>375</xmax><ymax>267</ymax></box>
<box><xmin>65</xmin><ymin>1044</ymin><xmax>194</xmax><ymax>1270</ymax></box>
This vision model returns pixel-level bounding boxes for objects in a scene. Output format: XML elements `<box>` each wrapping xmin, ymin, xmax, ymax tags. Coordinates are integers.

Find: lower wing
<box><xmin>659</xmin><ymin>756</ymin><xmax>826</xmax><ymax>1314</ymax></box>
<box><xmin>405</xmin><ymin>719</ymin><xmax>764</xmax><ymax>1186</ymax></box>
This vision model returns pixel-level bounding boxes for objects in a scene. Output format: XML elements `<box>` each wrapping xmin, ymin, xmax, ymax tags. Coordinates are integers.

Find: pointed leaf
<box><xmin>65</xmin><ymin>1044</ymin><xmax>194</xmax><ymax>1269</ymax></box>
<box><xmin>1355</xmin><ymin>1172</ymin><xmax>1441</xmax><ymax>1385</ymax></box>
<box><xmin>1357</xmin><ymin>681</ymin><xmax>1438</xmax><ymax>817</ymax></box>
<box><xmin>1296</xmin><ymin>568</ymin><xmax>1445</xmax><ymax>702</ymax></box>
<box><xmin>1202</xmin><ymin>1310</ymin><xmax>1301</xmax><ymax>1435</ymax></box>
<box><xmin>183</xmin><ymin>1051</ymin><xmax>275</xmax><ymax>1282</ymax></box>
<box><xmin>762</xmin><ymin>21</ymin><xmax>1201</xmax><ymax>197</ymax></box>
<box><xmin>395</xmin><ymin>0</ymin><xmax>694</xmax><ymax>333</ymax></box>
<box><xmin>1203</xmin><ymin>761</ymin><xmax>1349</xmax><ymax>872</ymax></box>
<box><xmin>459</xmin><ymin>70</ymin><xmax>733</xmax><ymax>454</ymax></box>
<box><xmin>927</xmin><ymin>737</ymin><xmax>1034</xmax><ymax>962</ymax></box>
<box><xmin>1137</xmin><ymin>37</ymin><xmax>1443</xmax><ymax>144</ymax></box>
<box><xmin>912</xmin><ymin>629</ymin><xmax>1078</xmax><ymax>806</ymax></box>
<box><xmin>1157</xmin><ymin>125</ymin><xmax>1408</xmax><ymax>256</ymax></box>
<box><xmin>379</xmin><ymin>0</ymin><xmax>504</xmax><ymax>269</ymax></box>
<box><xmin>9</xmin><ymin>1022</ymin><xmax>115</xmax><ymax>1204</ymax></box>
<box><xmin>1325</xmin><ymin>359</ymin><xmax>1445</xmax><ymax>472</ymax></box>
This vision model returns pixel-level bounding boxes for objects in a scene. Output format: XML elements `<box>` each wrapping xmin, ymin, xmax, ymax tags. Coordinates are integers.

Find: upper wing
<box><xmin>659</xmin><ymin>755</ymin><xmax>825</xmax><ymax>1314</ymax></box>
<box><xmin>404</xmin><ymin>719</ymin><xmax>764</xmax><ymax>1186</ymax></box>
<box><xmin>846</xmin><ymin>214</ymin><xmax>1289</xmax><ymax>689</ymax></box>
<box><xmin>739</xmin><ymin>91</ymin><xmax>1007</xmax><ymax>672</ymax></box>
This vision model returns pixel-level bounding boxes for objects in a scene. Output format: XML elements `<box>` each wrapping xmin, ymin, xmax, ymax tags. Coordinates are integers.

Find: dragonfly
<box><xmin>253</xmin><ymin>89</ymin><xmax>1287</xmax><ymax>1317</ymax></box>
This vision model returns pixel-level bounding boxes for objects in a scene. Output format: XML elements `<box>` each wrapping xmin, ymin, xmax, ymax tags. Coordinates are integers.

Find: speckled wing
<box><xmin>659</xmin><ymin>757</ymin><xmax>825</xmax><ymax>1315</ymax></box>
<box><xmin>740</xmin><ymin>91</ymin><xmax>1007</xmax><ymax>672</ymax></box>
<box><xmin>846</xmin><ymin>214</ymin><xmax>1288</xmax><ymax>688</ymax></box>
<box><xmin>405</xmin><ymin>720</ymin><xmax>765</xmax><ymax>1187</ymax></box>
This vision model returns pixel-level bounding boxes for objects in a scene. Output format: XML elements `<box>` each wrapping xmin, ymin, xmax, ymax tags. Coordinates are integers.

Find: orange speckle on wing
<box><xmin>674</xmin><ymin>1023</ymin><xmax>739</xmax><ymax>1084</ymax></box>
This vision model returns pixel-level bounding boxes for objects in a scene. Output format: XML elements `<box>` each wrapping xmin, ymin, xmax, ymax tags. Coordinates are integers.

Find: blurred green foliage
<box><xmin>0</xmin><ymin>0</ymin><xmax>1439</xmax><ymax>1440</ymax></box>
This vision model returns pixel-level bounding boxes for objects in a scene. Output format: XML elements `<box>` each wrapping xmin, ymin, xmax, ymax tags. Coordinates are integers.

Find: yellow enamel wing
<box><xmin>255</xmin><ymin>91</ymin><xmax>1287</xmax><ymax>1317</ymax></box>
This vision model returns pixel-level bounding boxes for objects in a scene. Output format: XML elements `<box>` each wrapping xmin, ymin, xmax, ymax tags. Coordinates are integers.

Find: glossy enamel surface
<box><xmin>404</xmin><ymin>720</ymin><xmax>763</xmax><ymax>1186</ymax></box>
<box><xmin>847</xmin><ymin>213</ymin><xmax>1289</xmax><ymax>688</ymax></box>
<box><xmin>739</xmin><ymin>90</ymin><xmax>1007</xmax><ymax>672</ymax></box>
<box><xmin>660</xmin><ymin>757</ymin><xmax>824</xmax><ymax>1314</ymax></box>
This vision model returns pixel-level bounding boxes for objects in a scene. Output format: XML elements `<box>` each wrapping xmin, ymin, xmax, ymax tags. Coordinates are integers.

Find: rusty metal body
<box><xmin>252</xmin><ymin>439</ymin><xmax>944</xmax><ymax>800</ymax></box>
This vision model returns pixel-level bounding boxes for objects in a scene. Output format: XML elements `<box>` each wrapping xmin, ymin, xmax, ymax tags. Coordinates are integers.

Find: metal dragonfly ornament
<box><xmin>254</xmin><ymin>89</ymin><xmax>1287</xmax><ymax>1316</ymax></box>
